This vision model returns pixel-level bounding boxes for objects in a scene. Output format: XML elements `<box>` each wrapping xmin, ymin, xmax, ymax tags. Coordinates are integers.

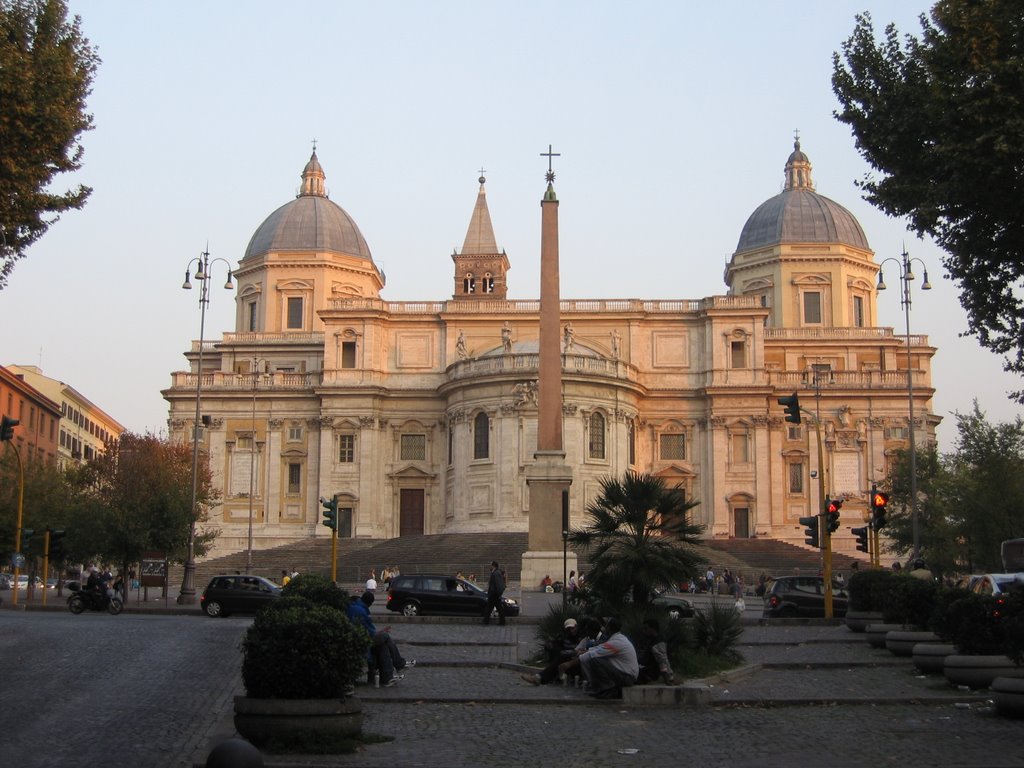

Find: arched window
<box><xmin>464</xmin><ymin>274</ymin><xmax>476</xmax><ymax>294</ymax></box>
<box><xmin>473</xmin><ymin>412</ymin><xmax>489</xmax><ymax>459</ymax></box>
<box><xmin>482</xmin><ymin>272</ymin><xmax>495</xmax><ymax>293</ymax></box>
<box><xmin>589</xmin><ymin>412</ymin><xmax>606</xmax><ymax>460</ymax></box>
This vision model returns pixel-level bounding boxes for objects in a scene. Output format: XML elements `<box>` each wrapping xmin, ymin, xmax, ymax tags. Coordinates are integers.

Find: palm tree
<box><xmin>570</xmin><ymin>471</ymin><xmax>705</xmax><ymax>609</ymax></box>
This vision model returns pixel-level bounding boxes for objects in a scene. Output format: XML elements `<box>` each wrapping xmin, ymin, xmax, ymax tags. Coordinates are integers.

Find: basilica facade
<box><xmin>163</xmin><ymin>141</ymin><xmax>937</xmax><ymax>559</ymax></box>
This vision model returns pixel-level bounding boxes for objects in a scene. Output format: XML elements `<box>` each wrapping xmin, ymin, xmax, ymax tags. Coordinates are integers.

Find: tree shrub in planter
<box><xmin>281</xmin><ymin>572</ymin><xmax>350</xmax><ymax>611</ymax></box>
<box><xmin>242</xmin><ymin>596</ymin><xmax>369</xmax><ymax>698</ymax></box>
<box><xmin>847</xmin><ymin>569</ymin><xmax>894</xmax><ymax>612</ymax></box>
<box><xmin>934</xmin><ymin>592</ymin><xmax>1006</xmax><ymax>656</ymax></box>
<box><xmin>882</xmin><ymin>575</ymin><xmax>939</xmax><ymax>629</ymax></box>
<box><xmin>236</xmin><ymin>595</ymin><xmax>372</xmax><ymax>751</ymax></box>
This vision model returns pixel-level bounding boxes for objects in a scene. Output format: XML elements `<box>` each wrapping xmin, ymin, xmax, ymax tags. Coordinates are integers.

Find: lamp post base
<box><xmin>177</xmin><ymin>559</ymin><xmax>198</xmax><ymax>604</ymax></box>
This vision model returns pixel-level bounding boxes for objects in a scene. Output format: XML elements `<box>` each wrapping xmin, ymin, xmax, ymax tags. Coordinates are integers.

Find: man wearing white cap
<box><xmin>521</xmin><ymin>617</ymin><xmax>582</xmax><ymax>685</ymax></box>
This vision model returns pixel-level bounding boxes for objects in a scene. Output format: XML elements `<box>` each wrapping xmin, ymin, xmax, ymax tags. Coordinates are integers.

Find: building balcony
<box><xmin>326</xmin><ymin>295</ymin><xmax>762</xmax><ymax>315</ymax></box>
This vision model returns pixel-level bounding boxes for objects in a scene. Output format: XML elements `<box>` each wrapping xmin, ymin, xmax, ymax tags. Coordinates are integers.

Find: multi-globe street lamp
<box><xmin>877</xmin><ymin>247</ymin><xmax>931</xmax><ymax>563</ymax></box>
<box><xmin>178</xmin><ymin>248</ymin><xmax>233</xmax><ymax>604</ymax></box>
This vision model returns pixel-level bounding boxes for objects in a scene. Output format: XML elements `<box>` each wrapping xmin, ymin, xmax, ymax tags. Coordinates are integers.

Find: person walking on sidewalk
<box><xmin>483</xmin><ymin>560</ymin><xmax>506</xmax><ymax>626</ymax></box>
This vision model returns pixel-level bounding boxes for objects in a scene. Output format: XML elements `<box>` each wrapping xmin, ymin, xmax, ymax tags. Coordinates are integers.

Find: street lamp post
<box><xmin>178</xmin><ymin>247</ymin><xmax>233</xmax><ymax>604</ymax></box>
<box><xmin>877</xmin><ymin>248</ymin><xmax>931</xmax><ymax>562</ymax></box>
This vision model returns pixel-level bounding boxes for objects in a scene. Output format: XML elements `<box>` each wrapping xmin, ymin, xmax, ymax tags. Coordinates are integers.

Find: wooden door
<box><xmin>734</xmin><ymin>507</ymin><xmax>750</xmax><ymax>538</ymax></box>
<box><xmin>399</xmin><ymin>489</ymin><xmax>424</xmax><ymax>537</ymax></box>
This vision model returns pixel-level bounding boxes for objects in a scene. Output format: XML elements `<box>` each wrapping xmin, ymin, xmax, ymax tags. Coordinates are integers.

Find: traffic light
<box><xmin>320</xmin><ymin>496</ymin><xmax>338</xmax><ymax>531</ymax></box>
<box><xmin>826</xmin><ymin>498</ymin><xmax>842</xmax><ymax>533</ymax></box>
<box><xmin>870</xmin><ymin>488</ymin><xmax>889</xmax><ymax>529</ymax></box>
<box><xmin>799</xmin><ymin>515</ymin><xmax>820</xmax><ymax>548</ymax></box>
<box><xmin>777</xmin><ymin>393</ymin><xmax>801</xmax><ymax>424</ymax></box>
<box><xmin>49</xmin><ymin>529</ymin><xmax>67</xmax><ymax>560</ymax></box>
<box><xmin>852</xmin><ymin>525</ymin><xmax>869</xmax><ymax>553</ymax></box>
<box><xmin>21</xmin><ymin>528</ymin><xmax>35</xmax><ymax>551</ymax></box>
<box><xmin>1</xmin><ymin>415</ymin><xmax>18</xmax><ymax>441</ymax></box>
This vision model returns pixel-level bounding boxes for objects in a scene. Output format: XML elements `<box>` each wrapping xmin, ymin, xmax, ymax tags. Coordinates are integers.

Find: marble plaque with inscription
<box><xmin>832</xmin><ymin>453</ymin><xmax>861</xmax><ymax>496</ymax></box>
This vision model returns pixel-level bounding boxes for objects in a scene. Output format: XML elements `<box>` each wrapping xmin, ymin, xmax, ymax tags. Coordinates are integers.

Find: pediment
<box><xmin>388</xmin><ymin>464</ymin><xmax>438</xmax><ymax>480</ymax></box>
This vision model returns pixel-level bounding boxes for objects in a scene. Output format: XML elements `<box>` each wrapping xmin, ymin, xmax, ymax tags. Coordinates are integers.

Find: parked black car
<box><xmin>200</xmin><ymin>574</ymin><xmax>281</xmax><ymax>617</ymax></box>
<box><xmin>763</xmin><ymin>575</ymin><xmax>848</xmax><ymax>618</ymax></box>
<box><xmin>385</xmin><ymin>574</ymin><xmax>520</xmax><ymax>617</ymax></box>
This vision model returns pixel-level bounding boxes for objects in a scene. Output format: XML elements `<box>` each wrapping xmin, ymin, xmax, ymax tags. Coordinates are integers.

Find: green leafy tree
<box><xmin>832</xmin><ymin>2</ymin><xmax>1024</xmax><ymax>396</ymax></box>
<box><xmin>883</xmin><ymin>403</ymin><xmax>1024</xmax><ymax>573</ymax></box>
<box><xmin>0</xmin><ymin>0</ymin><xmax>99</xmax><ymax>289</ymax></box>
<box><xmin>68</xmin><ymin>432</ymin><xmax>218</xmax><ymax>576</ymax></box>
<box><xmin>0</xmin><ymin>444</ymin><xmax>76</xmax><ymax>574</ymax></box>
<box><xmin>569</xmin><ymin>471</ymin><xmax>705</xmax><ymax>610</ymax></box>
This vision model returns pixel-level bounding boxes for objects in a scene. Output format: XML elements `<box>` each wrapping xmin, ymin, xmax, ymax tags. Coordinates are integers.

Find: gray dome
<box><xmin>735</xmin><ymin>139</ymin><xmax>870</xmax><ymax>253</ymax></box>
<box><xmin>735</xmin><ymin>189</ymin><xmax>870</xmax><ymax>252</ymax></box>
<box><xmin>243</xmin><ymin>151</ymin><xmax>373</xmax><ymax>262</ymax></box>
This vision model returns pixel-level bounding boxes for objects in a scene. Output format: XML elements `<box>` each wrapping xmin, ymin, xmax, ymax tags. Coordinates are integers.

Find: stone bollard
<box><xmin>205</xmin><ymin>738</ymin><xmax>264</xmax><ymax>768</ymax></box>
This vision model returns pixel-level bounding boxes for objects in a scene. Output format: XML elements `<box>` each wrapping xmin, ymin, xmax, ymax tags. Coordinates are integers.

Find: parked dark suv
<box><xmin>763</xmin><ymin>575</ymin><xmax>848</xmax><ymax>618</ymax></box>
<box><xmin>386</xmin><ymin>574</ymin><xmax>520</xmax><ymax>617</ymax></box>
<box><xmin>200</xmin><ymin>574</ymin><xmax>281</xmax><ymax>617</ymax></box>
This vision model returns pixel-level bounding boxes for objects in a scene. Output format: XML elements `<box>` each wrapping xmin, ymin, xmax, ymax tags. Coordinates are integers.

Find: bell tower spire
<box><xmin>451</xmin><ymin>171</ymin><xmax>510</xmax><ymax>299</ymax></box>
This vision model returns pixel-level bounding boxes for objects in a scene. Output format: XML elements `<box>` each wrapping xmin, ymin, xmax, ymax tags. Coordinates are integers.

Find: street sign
<box><xmin>140</xmin><ymin>558</ymin><xmax>168</xmax><ymax>588</ymax></box>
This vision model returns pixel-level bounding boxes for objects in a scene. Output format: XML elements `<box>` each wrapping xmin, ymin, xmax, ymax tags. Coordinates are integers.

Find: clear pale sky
<box><xmin>2</xmin><ymin>1</ymin><xmax>1020</xmax><ymax>451</ymax></box>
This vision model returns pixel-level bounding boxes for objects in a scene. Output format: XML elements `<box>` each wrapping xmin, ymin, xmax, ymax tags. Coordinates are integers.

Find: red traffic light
<box><xmin>872</xmin><ymin>491</ymin><xmax>889</xmax><ymax>509</ymax></box>
<box><xmin>827</xmin><ymin>499</ymin><xmax>843</xmax><ymax>514</ymax></box>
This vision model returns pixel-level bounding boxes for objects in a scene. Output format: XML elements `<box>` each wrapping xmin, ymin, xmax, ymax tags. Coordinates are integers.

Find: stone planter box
<box><xmin>912</xmin><ymin>642</ymin><xmax>956</xmax><ymax>674</ymax></box>
<box><xmin>992</xmin><ymin>676</ymin><xmax>1024</xmax><ymax>719</ymax></box>
<box><xmin>943</xmin><ymin>655</ymin><xmax>1024</xmax><ymax>690</ymax></box>
<box><xmin>864</xmin><ymin>623</ymin><xmax>903</xmax><ymax>649</ymax></box>
<box><xmin>885</xmin><ymin>630</ymin><xmax>940</xmax><ymax>657</ymax></box>
<box><xmin>844</xmin><ymin>610</ymin><xmax>883</xmax><ymax>633</ymax></box>
<box><xmin>234</xmin><ymin>695</ymin><xmax>363</xmax><ymax>748</ymax></box>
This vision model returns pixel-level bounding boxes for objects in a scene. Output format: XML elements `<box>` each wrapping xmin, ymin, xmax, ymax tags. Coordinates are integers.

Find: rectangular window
<box><xmin>247</xmin><ymin>301</ymin><xmax>258</xmax><ymax>332</ymax></box>
<box><xmin>287</xmin><ymin>462</ymin><xmax>301</xmax><ymax>494</ymax></box>
<box><xmin>447</xmin><ymin>426</ymin><xmax>454</xmax><ymax>466</ymax></box>
<box><xmin>238</xmin><ymin>436</ymin><xmax>253</xmax><ymax>450</ymax></box>
<box><xmin>473</xmin><ymin>413</ymin><xmax>489</xmax><ymax>460</ymax></box>
<box><xmin>339</xmin><ymin>434</ymin><xmax>355</xmax><ymax>463</ymax></box>
<box><xmin>286</xmin><ymin>296</ymin><xmax>303</xmax><ymax>329</ymax></box>
<box><xmin>341</xmin><ymin>341</ymin><xmax>357</xmax><ymax>369</ymax></box>
<box><xmin>789</xmin><ymin>462</ymin><xmax>804</xmax><ymax>493</ymax></box>
<box><xmin>885</xmin><ymin>426</ymin><xmax>909</xmax><ymax>440</ymax></box>
<box><xmin>628</xmin><ymin>423</ymin><xmax>636</xmax><ymax>466</ymax></box>
<box><xmin>853</xmin><ymin>295</ymin><xmax>865</xmax><ymax>327</ymax></box>
<box><xmin>803</xmin><ymin>291</ymin><xmax>822</xmax><ymax>324</ymax></box>
<box><xmin>288</xmin><ymin>425</ymin><xmax>302</xmax><ymax>442</ymax></box>
<box><xmin>659</xmin><ymin>433</ymin><xmax>686</xmax><ymax>461</ymax></box>
<box><xmin>731</xmin><ymin>340</ymin><xmax>746</xmax><ymax>368</ymax></box>
<box><xmin>787</xmin><ymin>425</ymin><xmax>803</xmax><ymax>441</ymax></box>
<box><xmin>401</xmin><ymin>434</ymin><xmax>426</xmax><ymax>461</ymax></box>
<box><xmin>732</xmin><ymin>433</ymin><xmax>749</xmax><ymax>464</ymax></box>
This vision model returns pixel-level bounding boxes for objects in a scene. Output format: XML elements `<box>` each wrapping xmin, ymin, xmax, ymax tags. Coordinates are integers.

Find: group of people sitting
<box><xmin>521</xmin><ymin>615</ymin><xmax>673</xmax><ymax>699</ymax></box>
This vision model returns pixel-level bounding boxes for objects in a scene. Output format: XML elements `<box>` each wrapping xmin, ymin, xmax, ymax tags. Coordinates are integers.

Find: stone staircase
<box><xmin>702</xmin><ymin>537</ymin><xmax>868</xmax><ymax>581</ymax></box>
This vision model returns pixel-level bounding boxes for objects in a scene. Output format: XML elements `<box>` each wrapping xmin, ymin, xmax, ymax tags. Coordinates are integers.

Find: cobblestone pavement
<box><xmin>5</xmin><ymin>595</ymin><xmax>1022</xmax><ymax>768</ymax></box>
<box><xmin>0</xmin><ymin>610</ymin><xmax>246</xmax><ymax>768</ymax></box>
<box><xmin>249</xmin><ymin>621</ymin><xmax>1022</xmax><ymax>768</ymax></box>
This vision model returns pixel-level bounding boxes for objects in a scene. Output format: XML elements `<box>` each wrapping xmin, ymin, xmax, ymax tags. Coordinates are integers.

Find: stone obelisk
<box><xmin>522</xmin><ymin>146</ymin><xmax>576</xmax><ymax>589</ymax></box>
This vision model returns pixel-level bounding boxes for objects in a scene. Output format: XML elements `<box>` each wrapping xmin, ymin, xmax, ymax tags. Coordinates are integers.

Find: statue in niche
<box><xmin>456</xmin><ymin>329</ymin><xmax>468</xmax><ymax>360</ymax></box>
<box><xmin>501</xmin><ymin>321</ymin><xmax>513</xmax><ymax>353</ymax></box>
<box><xmin>857</xmin><ymin>419</ymin><xmax>867</xmax><ymax>440</ymax></box>
<box><xmin>838</xmin><ymin>405</ymin><xmax>853</xmax><ymax>429</ymax></box>
<box><xmin>563</xmin><ymin>322</ymin><xmax>575</xmax><ymax>352</ymax></box>
<box><xmin>610</xmin><ymin>329</ymin><xmax>621</xmax><ymax>359</ymax></box>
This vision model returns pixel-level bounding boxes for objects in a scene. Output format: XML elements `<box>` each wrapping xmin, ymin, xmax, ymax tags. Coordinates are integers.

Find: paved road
<box><xmin>4</xmin><ymin>593</ymin><xmax>1023</xmax><ymax>768</ymax></box>
<box><xmin>0</xmin><ymin>611</ymin><xmax>245</xmax><ymax>768</ymax></box>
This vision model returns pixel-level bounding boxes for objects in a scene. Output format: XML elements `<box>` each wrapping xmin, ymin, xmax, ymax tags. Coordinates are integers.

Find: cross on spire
<box><xmin>541</xmin><ymin>143</ymin><xmax>560</xmax><ymax>183</ymax></box>
<box><xmin>793</xmin><ymin>128</ymin><xmax>800</xmax><ymax>146</ymax></box>
<box><xmin>312</xmin><ymin>137</ymin><xmax>318</xmax><ymax>153</ymax></box>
